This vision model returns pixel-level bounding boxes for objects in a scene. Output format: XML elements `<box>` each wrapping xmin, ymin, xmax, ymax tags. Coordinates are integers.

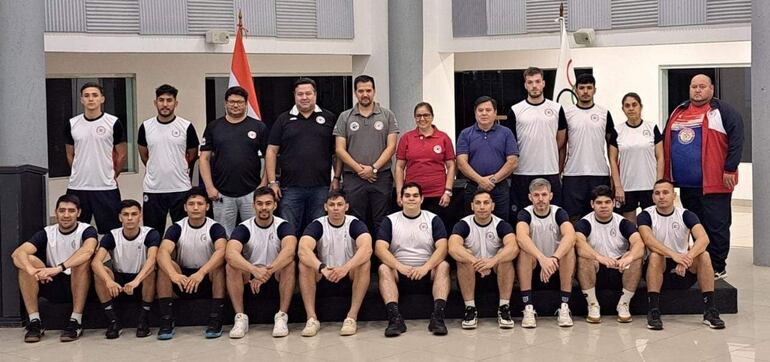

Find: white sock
<box><xmin>582</xmin><ymin>288</ymin><xmax>599</xmax><ymax>306</ymax></box>
<box><xmin>28</xmin><ymin>312</ymin><xmax>40</xmax><ymax>322</ymax></box>
<box><xmin>464</xmin><ymin>300</ymin><xmax>476</xmax><ymax>308</ymax></box>
<box><xmin>499</xmin><ymin>299</ymin><xmax>510</xmax><ymax>307</ymax></box>
<box><xmin>619</xmin><ymin>289</ymin><xmax>635</xmax><ymax>305</ymax></box>
<box><xmin>70</xmin><ymin>313</ymin><xmax>83</xmax><ymax>324</ymax></box>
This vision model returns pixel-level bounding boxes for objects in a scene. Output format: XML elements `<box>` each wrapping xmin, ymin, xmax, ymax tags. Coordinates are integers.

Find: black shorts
<box><xmin>143</xmin><ymin>191</ymin><xmax>188</xmax><ymax>234</ymax></box>
<box><xmin>531</xmin><ymin>264</ymin><xmax>563</xmax><ymax>290</ymax></box>
<box><xmin>39</xmin><ymin>274</ymin><xmax>73</xmax><ymax>303</ymax></box>
<box><xmin>562</xmin><ymin>176</ymin><xmax>611</xmax><ymax>218</ymax></box>
<box><xmin>511</xmin><ymin>174</ymin><xmax>562</xmax><ymax>214</ymax></box>
<box><xmin>615</xmin><ymin>190</ymin><xmax>654</xmax><ymax>214</ymax></box>
<box><xmin>595</xmin><ymin>265</ymin><xmax>624</xmax><ymax>290</ymax></box>
<box><xmin>396</xmin><ymin>272</ymin><xmax>433</xmax><ymax>295</ymax></box>
<box><xmin>66</xmin><ymin>188</ymin><xmax>121</xmax><ymax>234</ymax></box>
<box><xmin>317</xmin><ymin>277</ymin><xmax>353</xmax><ymax>298</ymax></box>
<box><xmin>243</xmin><ymin>274</ymin><xmax>280</xmax><ymax>299</ymax></box>
<box><xmin>172</xmin><ymin>267</ymin><xmax>214</xmax><ymax>299</ymax></box>
<box><xmin>661</xmin><ymin>259</ymin><xmax>698</xmax><ymax>290</ymax></box>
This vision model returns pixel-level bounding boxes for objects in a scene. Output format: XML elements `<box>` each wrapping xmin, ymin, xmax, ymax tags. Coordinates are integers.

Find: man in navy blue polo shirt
<box><xmin>457</xmin><ymin>96</ymin><xmax>519</xmax><ymax>221</ymax></box>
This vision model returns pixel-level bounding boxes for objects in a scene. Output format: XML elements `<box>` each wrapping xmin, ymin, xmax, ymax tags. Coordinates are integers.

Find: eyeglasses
<box><xmin>415</xmin><ymin>113</ymin><xmax>433</xmax><ymax>119</ymax></box>
<box><xmin>227</xmin><ymin>100</ymin><xmax>246</xmax><ymax>105</ymax></box>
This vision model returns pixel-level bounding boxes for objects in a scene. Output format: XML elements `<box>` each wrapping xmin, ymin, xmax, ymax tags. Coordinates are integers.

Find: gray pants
<box><xmin>342</xmin><ymin>171</ymin><xmax>393</xmax><ymax>236</ymax></box>
<box><xmin>213</xmin><ymin>191</ymin><xmax>255</xmax><ymax>236</ymax></box>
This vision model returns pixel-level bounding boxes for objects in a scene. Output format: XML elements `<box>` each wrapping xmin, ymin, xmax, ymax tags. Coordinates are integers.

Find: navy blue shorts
<box><xmin>143</xmin><ymin>191</ymin><xmax>188</xmax><ymax>234</ymax></box>
<box><xmin>66</xmin><ymin>188</ymin><xmax>121</xmax><ymax>234</ymax></box>
<box><xmin>615</xmin><ymin>190</ymin><xmax>654</xmax><ymax>214</ymax></box>
<box><xmin>562</xmin><ymin>176</ymin><xmax>610</xmax><ymax>218</ymax></box>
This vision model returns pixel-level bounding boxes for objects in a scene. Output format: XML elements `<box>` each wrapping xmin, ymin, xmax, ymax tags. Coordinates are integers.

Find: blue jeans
<box><xmin>213</xmin><ymin>191</ymin><xmax>255</xmax><ymax>237</ymax></box>
<box><xmin>278</xmin><ymin>186</ymin><xmax>328</xmax><ymax>236</ymax></box>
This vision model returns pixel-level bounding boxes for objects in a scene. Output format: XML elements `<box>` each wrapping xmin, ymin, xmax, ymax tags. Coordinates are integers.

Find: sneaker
<box><xmin>301</xmin><ymin>318</ymin><xmax>320</xmax><ymax>337</ymax></box>
<box><xmin>703</xmin><ymin>308</ymin><xmax>726</xmax><ymax>329</ymax></box>
<box><xmin>586</xmin><ymin>303</ymin><xmax>601</xmax><ymax>324</ymax></box>
<box><xmin>428</xmin><ymin>310</ymin><xmax>448</xmax><ymax>336</ymax></box>
<box><xmin>229</xmin><ymin>313</ymin><xmax>249</xmax><ymax>339</ymax></box>
<box><xmin>60</xmin><ymin>319</ymin><xmax>83</xmax><ymax>342</ymax></box>
<box><xmin>105</xmin><ymin>319</ymin><xmax>122</xmax><ymax>339</ymax></box>
<box><xmin>385</xmin><ymin>313</ymin><xmax>406</xmax><ymax>337</ymax></box>
<box><xmin>157</xmin><ymin>317</ymin><xmax>176</xmax><ymax>340</ymax></box>
<box><xmin>272</xmin><ymin>312</ymin><xmax>289</xmax><ymax>337</ymax></box>
<box><xmin>497</xmin><ymin>304</ymin><xmax>514</xmax><ymax>329</ymax></box>
<box><xmin>521</xmin><ymin>304</ymin><xmax>537</xmax><ymax>328</ymax></box>
<box><xmin>714</xmin><ymin>270</ymin><xmax>728</xmax><ymax>280</ymax></box>
<box><xmin>616</xmin><ymin>302</ymin><xmax>632</xmax><ymax>323</ymax></box>
<box><xmin>136</xmin><ymin>309</ymin><xmax>151</xmax><ymax>338</ymax></box>
<box><xmin>204</xmin><ymin>314</ymin><xmax>224</xmax><ymax>338</ymax></box>
<box><xmin>557</xmin><ymin>303</ymin><xmax>573</xmax><ymax>327</ymax></box>
<box><xmin>646</xmin><ymin>308</ymin><xmax>663</xmax><ymax>330</ymax></box>
<box><xmin>461</xmin><ymin>306</ymin><xmax>478</xmax><ymax>329</ymax></box>
<box><xmin>340</xmin><ymin>317</ymin><xmax>357</xmax><ymax>336</ymax></box>
<box><xmin>24</xmin><ymin>319</ymin><xmax>44</xmax><ymax>343</ymax></box>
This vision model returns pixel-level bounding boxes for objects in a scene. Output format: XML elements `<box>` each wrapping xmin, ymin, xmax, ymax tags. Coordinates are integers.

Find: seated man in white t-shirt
<box><xmin>376</xmin><ymin>182</ymin><xmax>450</xmax><ymax>337</ymax></box>
<box><xmin>449</xmin><ymin>189</ymin><xmax>518</xmax><ymax>330</ymax></box>
<box><xmin>298</xmin><ymin>190</ymin><xmax>372</xmax><ymax>337</ymax></box>
<box><xmin>12</xmin><ymin>194</ymin><xmax>98</xmax><ymax>343</ymax></box>
<box><xmin>225</xmin><ymin>187</ymin><xmax>297</xmax><ymax>339</ymax></box>
<box><xmin>575</xmin><ymin>186</ymin><xmax>644</xmax><ymax>324</ymax></box>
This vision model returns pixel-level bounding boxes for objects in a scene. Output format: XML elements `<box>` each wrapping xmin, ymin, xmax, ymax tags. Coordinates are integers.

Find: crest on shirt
<box><xmin>610</xmin><ymin>228</ymin><xmax>617</xmax><ymax>237</ymax></box>
<box><xmin>672</xmin><ymin>222</ymin><xmax>680</xmax><ymax>230</ymax></box>
<box><xmin>316</xmin><ymin>116</ymin><xmax>326</xmax><ymax>125</ymax></box>
<box><xmin>247</xmin><ymin>131</ymin><xmax>257</xmax><ymax>139</ymax></box>
<box><xmin>678</xmin><ymin>128</ymin><xmax>695</xmax><ymax>145</ymax></box>
<box><xmin>591</xmin><ymin>114</ymin><xmax>600</xmax><ymax>122</ymax></box>
<box><xmin>643</xmin><ymin>129</ymin><xmax>651</xmax><ymax>137</ymax></box>
<box><xmin>171</xmin><ymin>129</ymin><xmax>182</xmax><ymax>137</ymax></box>
<box><xmin>544</xmin><ymin>108</ymin><xmax>555</xmax><ymax>117</ymax></box>
<box><xmin>419</xmin><ymin>222</ymin><xmax>429</xmax><ymax>232</ymax></box>
<box><xmin>374</xmin><ymin>121</ymin><xmax>385</xmax><ymax>131</ymax></box>
<box><xmin>486</xmin><ymin>231</ymin><xmax>495</xmax><ymax>240</ymax></box>
<box><xmin>433</xmin><ymin>145</ymin><xmax>443</xmax><ymax>154</ymax></box>
<box><xmin>96</xmin><ymin>125</ymin><xmax>107</xmax><ymax>136</ymax></box>
<box><xmin>200</xmin><ymin>233</ymin><xmax>209</xmax><ymax>241</ymax></box>
<box><xmin>350</xmin><ymin>121</ymin><xmax>360</xmax><ymax>132</ymax></box>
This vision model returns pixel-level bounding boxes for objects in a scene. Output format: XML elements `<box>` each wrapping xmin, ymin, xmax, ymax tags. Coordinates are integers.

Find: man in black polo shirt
<box><xmin>266</xmin><ymin>77</ymin><xmax>340</xmax><ymax>235</ymax></box>
<box><xmin>200</xmin><ymin>86</ymin><xmax>268</xmax><ymax>236</ymax></box>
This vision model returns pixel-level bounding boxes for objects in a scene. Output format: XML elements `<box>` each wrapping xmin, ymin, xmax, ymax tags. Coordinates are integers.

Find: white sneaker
<box><xmin>272</xmin><ymin>311</ymin><xmax>289</xmax><ymax>337</ymax></box>
<box><xmin>616</xmin><ymin>302</ymin><xmax>632</xmax><ymax>323</ymax></box>
<box><xmin>586</xmin><ymin>303</ymin><xmax>601</xmax><ymax>324</ymax></box>
<box><xmin>521</xmin><ymin>305</ymin><xmax>537</xmax><ymax>328</ymax></box>
<box><xmin>557</xmin><ymin>303</ymin><xmax>573</xmax><ymax>327</ymax></box>
<box><xmin>229</xmin><ymin>313</ymin><xmax>249</xmax><ymax>339</ymax></box>
<box><xmin>301</xmin><ymin>318</ymin><xmax>320</xmax><ymax>337</ymax></box>
<box><xmin>340</xmin><ymin>317</ymin><xmax>357</xmax><ymax>336</ymax></box>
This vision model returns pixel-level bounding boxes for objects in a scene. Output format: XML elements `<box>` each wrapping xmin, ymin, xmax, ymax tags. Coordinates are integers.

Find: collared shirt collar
<box><xmin>289</xmin><ymin>104</ymin><xmax>322</xmax><ymax>116</ymax></box>
<box><xmin>351</xmin><ymin>102</ymin><xmax>383</xmax><ymax>117</ymax></box>
<box><xmin>473</xmin><ymin>122</ymin><xmax>498</xmax><ymax>132</ymax></box>
<box><xmin>415</xmin><ymin>125</ymin><xmax>439</xmax><ymax>138</ymax></box>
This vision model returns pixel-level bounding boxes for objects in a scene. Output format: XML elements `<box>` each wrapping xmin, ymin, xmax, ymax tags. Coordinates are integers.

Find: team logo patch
<box><xmin>70</xmin><ymin>238</ymin><xmax>77</xmax><ymax>250</ymax></box>
<box><xmin>374</xmin><ymin>120</ymin><xmax>385</xmax><ymax>131</ymax></box>
<box><xmin>247</xmin><ymin>131</ymin><xmax>257</xmax><ymax>139</ymax></box>
<box><xmin>433</xmin><ymin>145</ymin><xmax>443</xmax><ymax>154</ymax></box>
<box><xmin>672</xmin><ymin>222</ymin><xmax>680</xmax><ymax>230</ymax></box>
<box><xmin>544</xmin><ymin>108</ymin><xmax>555</xmax><ymax>117</ymax></box>
<box><xmin>95</xmin><ymin>126</ymin><xmax>107</xmax><ymax>136</ymax></box>
<box><xmin>171</xmin><ymin>129</ymin><xmax>182</xmax><ymax>138</ymax></box>
<box><xmin>143</xmin><ymin>194</ymin><xmax>149</xmax><ymax>202</ymax></box>
<box><xmin>610</xmin><ymin>228</ymin><xmax>617</xmax><ymax>237</ymax></box>
<box><xmin>643</xmin><ymin>129</ymin><xmax>651</xmax><ymax>137</ymax></box>
<box><xmin>350</xmin><ymin>121</ymin><xmax>360</xmax><ymax>131</ymax></box>
<box><xmin>419</xmin><ymin>222</ymin><xmax>429</xmax><ymax>232</ymax></box>
<box><xmin>316</xmin><ymin>116</ymin><xmax>326</xmax><ymax>125</ymax></box>
<box><xmin>486</xmin><ymin>231</ymin><xmax>495</xmax><ymax>240</ymax></box>
<box><xmin>677</xmin><ymin>128</ymin><xmax>695</xmax><ymax>145</ymax></box>
<box><xmin>200</xmin><ymin>233</ymin><xmax>209</xmax><ymax>241</ymax></box>
<box><xmin>591</xmin><ymin>114</ymin><xmax>600</xmax><ymax>122</ymax></box>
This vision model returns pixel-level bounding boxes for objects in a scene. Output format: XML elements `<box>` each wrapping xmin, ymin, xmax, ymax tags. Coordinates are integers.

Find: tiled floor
<box><xmin>1</xmin><ymin>208</ymin><xmax>768</xmax><ymax>361</ymax></box>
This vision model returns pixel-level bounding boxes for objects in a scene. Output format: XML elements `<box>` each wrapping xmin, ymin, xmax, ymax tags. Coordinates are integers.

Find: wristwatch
<box><xmin>318</xmin><ymin>263</ymin><xmax>327</xmax><ymax>272</ymax></box>
<box><xmin>489</xmin><ymin>176</ymin><xmax>497</xmax><ymax>184</ymax></box>
<box><xmin>444</xmin><ymin>188</ymin><xmax>453</xmax><ymax>197</ymax></box>
<box><xmin>372</xmin><ymin>166</ymin><xmax>379</xmax><ymax>174</ymax></box>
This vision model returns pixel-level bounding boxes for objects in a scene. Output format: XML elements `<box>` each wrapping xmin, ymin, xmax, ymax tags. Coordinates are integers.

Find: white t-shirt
<box><xmin>563</xmin><ymin>104</ymin><xmax>614</xmax><ymax>176</ymax></box>
<box><xmin>303</xmin><ymin>215</ymin><xmax>369</xmax><ymax>267</ymax></box>
<box><xmin>575</xmin><ymin>212</ymin><xmax>637</xmax><ymax>259</ymax></box>
<box><xmin>230</xmin><ymin>216</ymin><xmax>294</xmax><ymax>266</ymax></box>
<box><xmin>100</xmin><ymin>226</ymin><xmax>161</xmax><ymax>274</ymax></box>
<box><xmin>378</xmin><ymin>211</ymin><xmax>447</xmax><ymax>267</ymax></box>
<box><xmin>138</xmin><ymin>116</ymin><xmax>199</xmax><ymax>193</ymax></box>
<box><xmin>517</xmin><ymin>205</ymin><xmax>570</xmax><ymax>256</ymax></box>
<box><xmin>29</xmin><ymin>222</ymin><xmax>97</xmax><ymax>267</ymax></box>
<box><xmin>611</xmin><ymin>121</ymin><xmax>662</xmax><ymax>191</ymax></box>
<box><xmin>163</xmin><ymin>217</ymin><xmax>227</xmax><ymax>269</ymax></box>
<box><xmin>637</xmin><ymin>206</ymin><xmax>700</xmax><ymax>254</ymax></box>
<box><xmin>65</xmin><ymin>113</ymin><xmax>125</xmax><ymax>190</ymax></box>
<box><xmin>451</xmin><ymin>214</ymin><xmax>514</xmax><ymax>259</ymax></box>
<box><xmin>506</xmin><ymin>99</ymin><xmax>567</xmax><ymax>175</ymax></box>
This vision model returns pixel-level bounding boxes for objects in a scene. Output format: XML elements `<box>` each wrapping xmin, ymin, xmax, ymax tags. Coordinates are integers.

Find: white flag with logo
<box><xmin>553</xmin><ymin>17</ymin><xmax>576</xmax><ymax>106</ymax></box>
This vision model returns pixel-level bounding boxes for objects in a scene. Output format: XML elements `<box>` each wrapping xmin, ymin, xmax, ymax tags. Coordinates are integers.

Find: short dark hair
<box><xmin>294</xmin><ymin>77</ymin><xmax>317</xmax><ymax>92</ymax></box>
<box><xmin>326</xmin><ymin>190</ymin><xmax>348</xmax><ymax>202</ymax></box>
<box><xmin>225</xmin><ymin>86</ymin><xmax>249</xmax><ymax>101</ymax></box>
<box><xmin>576</xmin><ymin>73</ymin><xmax>596</xmax><ymax>86</ymax></box>
<box><xmin>590</xmin><ymin>185</ymin><xmax>613</xmax><ymax>201</ymax></box>
<box><xmin>354</xmin><ymin>75</ymin><xmax>375</xmax><ymax>90</ymax></box>
<box><xmin>523</xmin><ymin>67</ymin><xmax>543</xmax><ymax>79</ymax></box>
<box><xmin>253</xmin><ymin>186</ymin><xmax>277</xmax><ymax>202</ymax></box>
<box><xmin>55</xmin><ymin>194</ymin><xmax>81</xmax><ymax>210</ymax></box>
<box><xmin>622</xmin><ymin>92</ymin><xmax>643</xmax><ymax>107</ymax></box>
<box><xmin>120</xmin><ymin>199</ymin><xmax>142</xmax><ymax>212</ymax></box>
<box><xmin>185</xmin><ymin>187</ymin><xmax>210</xmax><ymax>203</ymax></box>
<box><xmin>80</xmin><ymin>82</ymin><xmax>103</xmax><ymax>96</ymax></box>
<box><xmin>413</xmin><ymin>102</ymin><xmax>434</xmax><ymax>116</ymax></box>
<box><xmin>654</xmin><ymin>179</ymin><xmax>675</xmax><ymax>189</ymax></box>
<box><xmin>474</xmin><ymin>96</ymin><xmax>497</xmax><ymax>111</ymax></box>
<box><xmin>472</xmin><ymin>189</ymin><xmax>493</xmax><ymax>202</ymax></box>
<box><xmin>401</xmin><ymin>182</ymin><xmax>423</xmax><ymax>197</ymax></box>
<box><xmin>155</xmin><ymin>84</ymin><xmax>178</xmax><ymax>98</ymax></box>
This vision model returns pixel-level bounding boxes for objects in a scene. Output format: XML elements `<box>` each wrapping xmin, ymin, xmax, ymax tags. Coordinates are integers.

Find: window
<box><xmin>664</xmin><ymin>67</ymin><xmax>751</xmax><ymax>162</ymax></box>
<box><xmin>45</xmin><ymin>77</ymin><xmax>137</xmax><ymax>178</ymax></box>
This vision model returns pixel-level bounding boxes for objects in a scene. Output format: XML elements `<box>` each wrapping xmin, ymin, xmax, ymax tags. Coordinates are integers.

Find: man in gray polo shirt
<box><xmin>334</xmin><ymin>75</ymin><xmax>399</xmax><ymax>234</ymax></box>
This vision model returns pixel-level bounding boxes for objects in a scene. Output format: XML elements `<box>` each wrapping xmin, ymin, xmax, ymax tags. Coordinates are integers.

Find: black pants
<box><xmin>342</xmin><ymin>171</ymin><xmax>393</xmax><ymax>236</ymax></box>
<box><xmin>422</xmin><ymin>196</ymin><xmax>451</xmax><ymax>232</ymax></box>
<box><xmin>66</xmin><ymin>188</ymin><xmax>121</xmax><ymax>234</ymax></box>
<box><xmin>464</xmin><ymin>180</ymin><xmax>510</xmax><ymax>222</ymax></box>
<box><xmin>679</xmin><ymin>188</ymin><xmax>732</xmax><ymax>272</ymax></box>
<box><xmin>143</xmin><ymin>191</ymin><xmax>188</xmax><ymax>234</ymax></box>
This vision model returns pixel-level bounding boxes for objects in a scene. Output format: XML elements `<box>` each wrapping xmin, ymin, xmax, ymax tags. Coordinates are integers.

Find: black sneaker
<box><xmin>60</xmin><ymin>319</ymin><xmax>83</xmax><ymax>342</ymax></box>
<box><xmin>204</xmin><ymin>314</ymin><xmax>223</xmax><ymax>338</ymax></box>
<box><xmin>136</xmin><ymin>309</ymin><xmax>151</xmax><ymax>338</ymax></box>
<box><xmin>157</xmin><ymin>317</ymin><xmax>175</xmax><ymax>340</ymax></box>
<box><xmin>498</xmin><ymin>304</ymin><xmax>514</xmax><ymax>329</ymax></box>
<box><xmin>428</xmin><ymin>309</ymin><xmax>448</xmax><ymax>336</ymax></box>
<box><xmin>461</xmin><ymin>306</ymin><xmax>478</xmax><ymax>329</ymax></box>
<box><xmin>105</xmin><ymin>319</ymin><xmax>122</xmax><ymax>339</ymax></box>
<box><xmin>646</xmin><ymin>308</ymin><xmax>663</xmax><ymax>330</ymax></box>
<box><xmin>24</xmin><ymin>319</ymin><xmax>44</xmax><ymax>343</ymax></box>
<box><xmin>703</xmin><ymin>308</ymin><xmax>726</xmax><ymax>329</ymax></box>
<box><xmin>384</xmin><ymin>314</ymin><xmax>406</xmax><ymax>337</ymax></box>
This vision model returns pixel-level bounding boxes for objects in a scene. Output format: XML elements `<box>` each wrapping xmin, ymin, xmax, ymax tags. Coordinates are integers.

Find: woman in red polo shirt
<box><xmin>395</xmin><ymin>102</ymin><xmax>456</xmax><ymax>222</ymax></box>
